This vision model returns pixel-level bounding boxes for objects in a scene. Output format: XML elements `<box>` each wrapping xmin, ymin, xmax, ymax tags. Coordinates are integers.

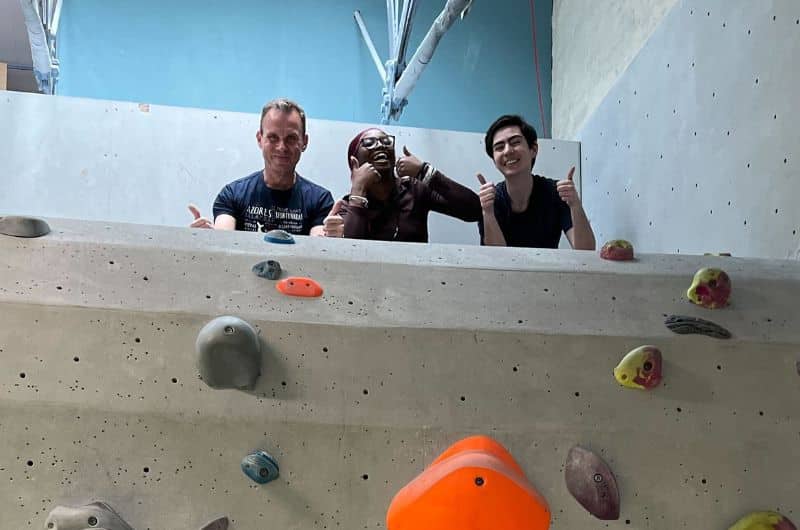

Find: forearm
<box><xmin>342</xmin><ymin>194</ymin><xmax>370</xmax><ymax>239</ymax></box>
<box><xmin>481</xmin><ymin>212</ymin><xmax>507</xmax><ymax>246</ymax></box>
<box><xmin>426</xmin><ymin>169</ymin><xmax>482</xmax><ymax>221</ymax></box>
<box><xmin>569</xmin><ymin>205</ymin><xmax>596</xmax><ymax>250</ymax></box>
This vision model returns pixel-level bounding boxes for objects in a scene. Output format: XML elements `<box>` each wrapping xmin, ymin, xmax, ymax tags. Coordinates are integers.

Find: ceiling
<box><xmin>0</xmin><ymin>0</ymin><xmax>41</xmax><ymax>92</ymax></box>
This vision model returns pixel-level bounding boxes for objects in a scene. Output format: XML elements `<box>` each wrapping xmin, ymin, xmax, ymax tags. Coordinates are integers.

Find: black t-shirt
<box><xmin>213</xmin><ymin>171</ymin><xmax>334</xmax><ymax>234</ymax></box>
<box><xmin>479</xmin><ymin>174</ymin><xmax>573</xmax><ymax>248</ymax></box>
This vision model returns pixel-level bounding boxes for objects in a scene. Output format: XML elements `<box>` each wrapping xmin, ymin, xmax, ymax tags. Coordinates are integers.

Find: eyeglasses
<box><xmin>360</xmin><ymin>135</ymin><xmax>395</xmax><ymax>150</ymax></box>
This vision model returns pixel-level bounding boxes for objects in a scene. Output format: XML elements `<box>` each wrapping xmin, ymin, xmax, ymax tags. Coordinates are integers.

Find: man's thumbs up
<box><xmin>187</xmin><ymin>204</ymin><xmax>214</xmax><ymax>229</ymax></box>
<box><xmin>322</xmin><ymin>199</ymin><xmax>346</xmax><ymax>238</ymax></box>
<box><xmin>476</xmin><ymin>173</ymin><xmax>495</xmax><ymax>213</ymax></box>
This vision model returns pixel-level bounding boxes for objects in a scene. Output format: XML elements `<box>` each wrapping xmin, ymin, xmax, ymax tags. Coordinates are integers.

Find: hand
<box><xmin>322</xmin><ymin>200</ymin><xmax>345</xmax><ymax>238</ymax></box>
<box><xmin>476</xmin><ymin>173</ymin><xmax>496</xmax><ymax>214</ymax></box>
<box><xmin>188</xmin><ymin>204</ymin><xmax>214</xmax><ymax>229</ymax></box>
<box><xmin>349</xmin><ymin>156</ymin><xmax>380</xmax><ymax>194</ymax></box>
<box><xmin>556</xmin><ymin>166</ymin><xmax>580</xmax><ymax>207</ymax></box>
<box><xmin>395</xmin><ymin>146</ymin><xmax>425</xmax><ymax>179</ymax></box>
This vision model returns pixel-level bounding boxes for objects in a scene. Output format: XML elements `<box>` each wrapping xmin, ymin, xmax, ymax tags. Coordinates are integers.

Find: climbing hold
<box><xmin>564</xmin><ymin>446</ymin><xmax>620</xmax><ymax>520</ymax></box>
<box><xmin>600</xmin><ymin>239</ymin><xmax>634</xmax><ymax>261</ymax></box>
<box><xmin>728</xmin><ymin>511</ymin><xmax>797</xmax><ymax>530</ymax></box>
<box><xmin>44</xmin><ymin>501</ymin><xmax>134</xmax><ymax>530</ymax></box>
<box><xmin>276</xmin><ymin>277</ymin><xmax>323</xmax><ymax>298</ymax></box>
<box><xmin>665</xmin><ymin>315</ymin><xmax>731</xmax><ymax>339</ymax></box>
<box><xmin>614</xmin><ymin>345</ymin><xmax>663</xmax><ymax>390</ymax></box>
<box><xmin>195</xmin><ymin>316</ymin><xmax>261</xmax><ymax>390</ymax></box>
<box><xmin>687</xmin><ymin>267</ymin><xmax>731</xmax><ymax>309</ymax></box>
<box><xmin>387</xmin><ymin>435</ymin><xmax>551</xmax><ymax>530</ymax></box>
<box><xmin>264</xmin><ymin>229</ymin><xmax>295</xmax><ymax>244</ymax></box>
<box><xmin>252</xmin><ymin>260</ymin><xmax>282</xmax><ymax>280</ymax></box>
<box><xmin>199</xmin><ymin>516</ymin><xmax>230</xmax><ymax>530</ymax></box>
<box><xmin>0</xmin><ymin>215</ymin><xmax>50</xmax><ymax>238</ymax></box>
<box><xmin>241</xmin><ymin>450</ymin><xmax>280</xmax><ymax>484</ymax></box>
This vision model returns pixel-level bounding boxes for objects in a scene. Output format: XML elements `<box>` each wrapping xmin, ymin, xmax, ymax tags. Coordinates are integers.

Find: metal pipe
<box><xmin>51</xmin><ymin>0</ymin><xmax>62</xmax><ymax>36</ymax></box>
<box><xmin>395</xmin><ymin>0</ymin><xmax>415</xmax><ymax>69</ymax></box>
<box><xmin>18</xmin><ymin>0</ymin><xmax>58</xmax><ymax>93</ymax></box>
<box><xmin>386</xmin><ymin>0</ymin><xmax>396</xmax><ymax>58</ymax></box>
<box><xmin>393</xmin><ymin>0</ymin><xmax>471</xmax><ymax>104</ymax></box>
<box><xmin>353</xmin><ymin>10</ymin><xmax>387</xmax><ymax>80</ymax></box>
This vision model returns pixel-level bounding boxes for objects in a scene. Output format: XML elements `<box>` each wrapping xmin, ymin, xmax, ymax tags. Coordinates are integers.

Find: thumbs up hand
<box><xmin>476</xmin><ymin>173</ymin><xmax>496</xmax><ymax>214</ymax></box>
<box><xmin>322</xmin><ymin>200</ymin><xmax>346</xmax><ymax>238</ymax></box>
<box><xmin>395</xmin><ymin>145</ymin><xmax>425</xmax><ymax>179</ymax></box>
<box><xmin>556</xmin><ymin>166</ymin><xmax>580</xmax><ymax>208</ymax></box>
<box><xmin>188</xmin><ymin>204</ymin><xmax>214</xmax><ymax>229</ymax></box>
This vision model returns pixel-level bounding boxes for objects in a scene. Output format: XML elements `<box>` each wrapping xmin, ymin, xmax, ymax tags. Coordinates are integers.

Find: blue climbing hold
<box><xmin>241</xmin><ymin>450</ymin><xmax>280</xmax><ymax>484</ymax></box>
<box><xmin>264</xmin><ymin>229</ymin><xmax>295</xmax><ymax>244</ymax></box>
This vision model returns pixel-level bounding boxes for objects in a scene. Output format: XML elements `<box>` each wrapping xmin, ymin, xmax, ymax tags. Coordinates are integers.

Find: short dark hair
<box><xmin>484</xmin><ymin>115</ymin><xmax>538</xmax><ymax>158</ymax></box>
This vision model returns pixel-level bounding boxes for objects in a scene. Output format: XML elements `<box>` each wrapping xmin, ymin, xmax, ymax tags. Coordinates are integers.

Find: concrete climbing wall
<box><xmin>578</xmin><ymin>0</ymin><xmax>800</xmax><ymax>259</ymax></box>
<box><xmin>551</xmin><ymin>0</ymin><xmax>679</xmax><ymax>140</ymax></box>
<box><xmin>1</xmin><ymin>218</ymin><xmax>798</xmax><ymax>529</ymax></box>
<box><xmin>0</xmin><ymin>91</ymin><xmax>580</xmax><ymax>246</ymax></box>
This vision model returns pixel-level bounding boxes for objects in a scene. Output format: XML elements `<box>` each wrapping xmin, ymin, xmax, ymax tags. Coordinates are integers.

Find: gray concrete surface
<box><xmin>1</xmin><ymin>218</ymin><xmax>798</xmax><ymax>529</ymax></box>
<box><xmin>578</xmin><ymin>0</ymin><xmax>800</xmax><ymax>259</ymax></box>
<box><xmin>552</xmin><ymin>0</ymin><xmax>678</xmax><ymax>140</ymax></box>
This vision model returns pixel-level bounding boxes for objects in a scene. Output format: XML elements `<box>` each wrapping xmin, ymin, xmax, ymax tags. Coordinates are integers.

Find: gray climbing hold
<box><xmin>196</xmin><ymin>316</ymin><xmax>261</xmax><ymax>390</ymax></box>
<box><xmin>264</xmin><ymin>229</ymin><xmax>295</xmax><ymax>244</ymax></box>
<box><xmin>0</xmin><ymin>215</ymin><xmax>50</xmax><ymax>238</ymax></box>
<box><xmin>199</xmin><ymin>516</ymin><xmax>229</xmax><ymax>530</ymax></box>
<box><xmin>44</xmin><ymin>501</ymin><xmax>134</xmax><ymax>530</ymax></box>
<box><xmin>241</xmin><ymin>450</ymin><xmax>280</xmax><ymax>484</ymax></box>
<box><xmin>252</xmin><ymin>260</ymin><xmax>282</xmax><ymax>280</ymax></box>
<box><xmin>665</xmin><ymin>315</ymin><xmax>731</xmax><ymax>339</ymax></box>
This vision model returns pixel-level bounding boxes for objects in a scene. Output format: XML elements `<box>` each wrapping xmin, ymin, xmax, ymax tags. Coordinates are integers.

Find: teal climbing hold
<box><xmin>241</xmin><ymin>450</ymin><xmax>280</xmax><ymax>484</ymax></box>
<box><xmin>264</xmin><ymin>229</ymin><xmax>295</xmax><ymax>244</ymax></box>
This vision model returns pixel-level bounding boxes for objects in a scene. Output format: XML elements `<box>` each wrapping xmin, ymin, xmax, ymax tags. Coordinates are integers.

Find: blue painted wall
<box><xmin>58</xmin><ymin>0</ymin><xmax>551</xmax><ymax>135</ymax></box>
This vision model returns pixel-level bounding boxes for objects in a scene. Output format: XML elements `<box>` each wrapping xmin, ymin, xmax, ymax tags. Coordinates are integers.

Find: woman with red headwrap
<box><xmin>325</xmin><ymin>128</ymin><xmax>481</xmax><ymax>242</ymax></box>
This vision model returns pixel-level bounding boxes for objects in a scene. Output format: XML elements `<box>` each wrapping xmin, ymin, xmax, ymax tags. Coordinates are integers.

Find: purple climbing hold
<box><xmin>565</xmin><ymin>446</ymin><xmax>621</xmax><ymax>520</ymax></box>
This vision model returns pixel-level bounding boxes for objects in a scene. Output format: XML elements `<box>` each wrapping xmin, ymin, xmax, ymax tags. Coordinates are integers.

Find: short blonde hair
<box><xmin>260</xmin><ymin>98</ymin><xmax>307</xmax><ymax>135</ymax></box>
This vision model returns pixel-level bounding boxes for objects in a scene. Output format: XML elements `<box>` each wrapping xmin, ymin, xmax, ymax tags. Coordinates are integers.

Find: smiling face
<box><xmin>256</xmin><ymin>108</ymin><xmax>307</xmax><ymax>174</ymax></box>
<box><xmin>491</xmin><ymin>125</ymin><xmax>538</xmax><ymax>180</ymax></box>
<box><xmin>355</xmin><ymin>128</ymin><xmax>396</xmax><ymax>173</ymax></box>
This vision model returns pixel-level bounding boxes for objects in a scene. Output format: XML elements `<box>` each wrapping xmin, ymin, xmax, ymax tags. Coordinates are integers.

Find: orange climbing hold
<box><xmin>276</xmin><ymin>277</ymin><xmax>323</xmax><ymax>298</ymax></box>
<box><xmin>387</xmin><ymin>435</ymin><xmax>551</xmax><ymax>530</ymax></box>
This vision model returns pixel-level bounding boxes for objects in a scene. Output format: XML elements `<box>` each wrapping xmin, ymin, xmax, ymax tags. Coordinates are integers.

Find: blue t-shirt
<box><xmin>213</xmin><ymin>171</ymin><xmax>334</xmax><ymax>235</ymax></box>
<box><xmin>479</xmin><ymin>174</ymin><xmax>573</xmax><ymax>248</ymax></box>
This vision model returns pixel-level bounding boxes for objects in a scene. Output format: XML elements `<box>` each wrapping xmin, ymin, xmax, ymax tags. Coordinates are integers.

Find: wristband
<box><xmin>349</xmin><ymin>195</ymin><xmax>368</xmax><ymax>208</ymax></box>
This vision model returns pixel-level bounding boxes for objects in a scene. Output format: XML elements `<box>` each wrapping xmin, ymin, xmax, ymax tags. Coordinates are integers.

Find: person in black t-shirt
<box><xmin>187</xmin><ymin>98</ymin><xmax>334</xmax><ymax>235</ymax></box>
<box><xmin>476</xmin><ymin>115</ymin><xmax>596</xmax><ymax>250</ymax></box>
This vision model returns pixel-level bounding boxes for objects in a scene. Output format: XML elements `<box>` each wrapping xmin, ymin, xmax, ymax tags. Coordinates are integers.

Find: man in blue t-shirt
<box><xmin>188</xmin><ymin>98</ymin><xmax>334</xmax><ymax>235</ymax></box>
<box><xmin>476</xmin><ymin>115</ymin><xmax>596</xmax><ymax>250</ymax></box>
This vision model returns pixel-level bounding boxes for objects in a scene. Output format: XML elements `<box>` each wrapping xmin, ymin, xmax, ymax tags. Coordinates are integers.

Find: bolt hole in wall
<box><xmin>578</xmin><ymin>1</ymin><xmax>800</xmax><ymax>258</ymax></box>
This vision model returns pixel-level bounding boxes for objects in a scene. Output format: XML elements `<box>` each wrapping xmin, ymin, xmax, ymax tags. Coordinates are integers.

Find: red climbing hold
<box><xmin>276</xmin><ymin>277</ymin><xmax>323</xmax><ymax>298</ymax></box>
<box><xmin>600</xmin><ymin>239</ymin><xmax>634</xmax><ymax>261</ymax></box>
<box><xmin>386</xmin><ymin>435</ymin><xmax>551</xmax><ymax>530</ymax></box>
